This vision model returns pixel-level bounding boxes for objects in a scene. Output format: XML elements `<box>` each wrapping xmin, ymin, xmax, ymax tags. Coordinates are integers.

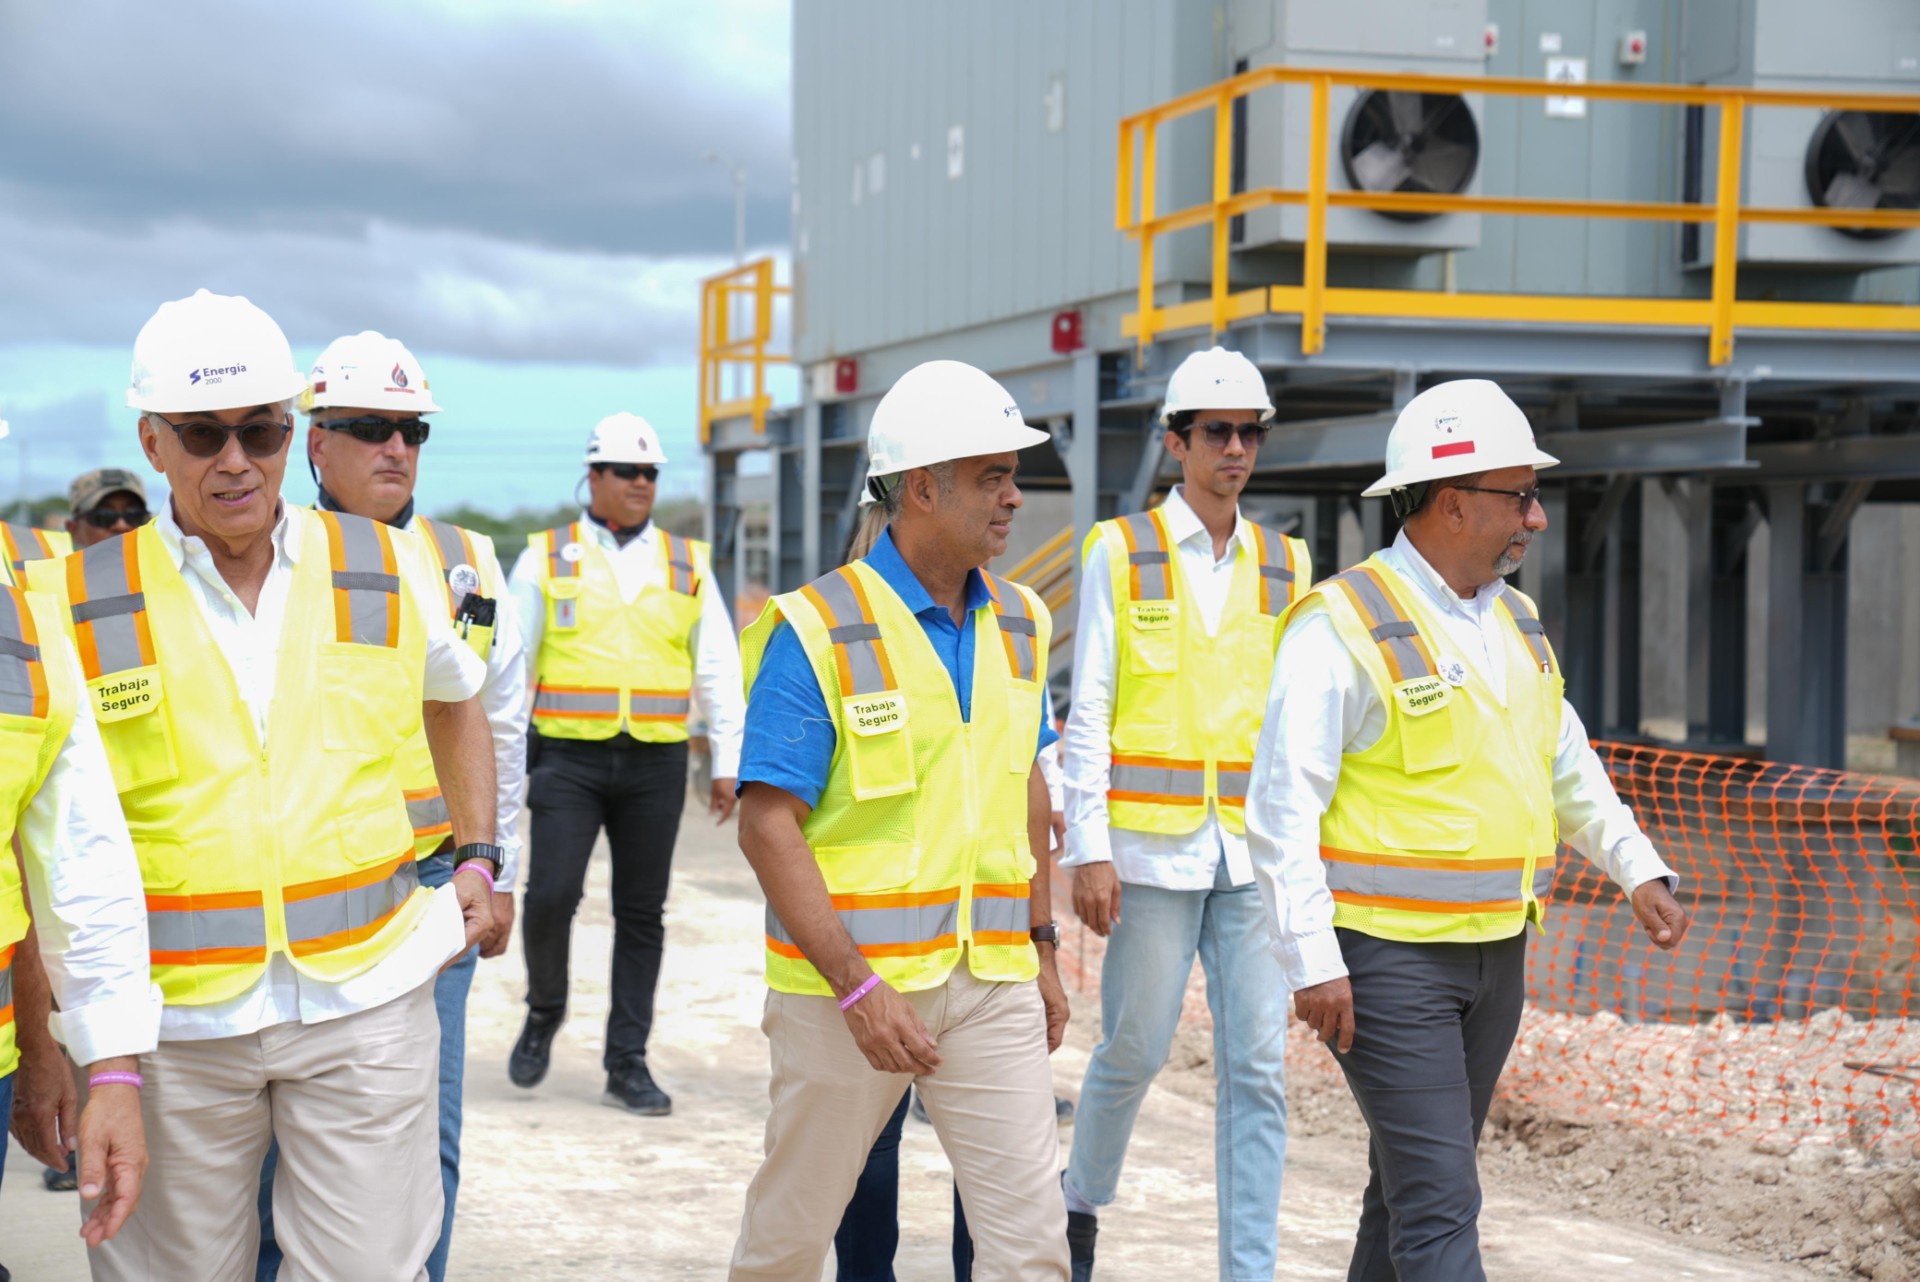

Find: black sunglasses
<box><xmin>1453</xmin><ymin>484</ymin><xmax>1543</xmax><ymax>514</ymax></box>
<box><xmin>595</xmin><ymin>463</ymin><xmax>659</xmax><ymax>482</ymax></box>
<box><xmin>150</xmin><ymin>411</ymin><xmax>292</xmax><ymax>460</ymax></box>
<box><xmin>1184</xmin><ymin>420</ymin><xmax>1270</xmax><ymax>449</ymax></box>
<box><xmin>79</xmin><ymin>507</ymin><xmax>150</xmax><ymax>531</ymax></box>
<box><xmin>323</xmin><ymin>416</ymin><xmax>431</xmax><ymax>447</ymax></box>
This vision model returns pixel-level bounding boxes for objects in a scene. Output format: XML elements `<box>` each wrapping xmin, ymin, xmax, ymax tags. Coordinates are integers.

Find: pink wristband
<box><xmin>838</xmin><ymin>974</ymin><xmax>884</xmax><ymax>1012</ymax></box>
<box><xmin>89</xmin><ymin>1072</ymin><xmax>143</xmax><ymax>1090</ymax></box>
<box><xmin>455</xmin><ymin>861</ymin><xmax>497</xmax><ymax>893</ymax></box>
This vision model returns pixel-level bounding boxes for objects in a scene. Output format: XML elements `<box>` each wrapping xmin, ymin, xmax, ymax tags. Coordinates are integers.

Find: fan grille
<box><xmin>1339</xmin><ymin>90</ymin><xmax>1480</xmax><ymax>223</ymax></box>
<box><xmin>1802</xmin><ymin>110</ymin><xmax>1920</xmax><ymax>241</ymax></box>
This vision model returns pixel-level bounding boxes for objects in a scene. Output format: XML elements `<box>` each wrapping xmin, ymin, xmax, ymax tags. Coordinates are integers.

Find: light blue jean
<box><xmin>1064</xmin><ymin>860</ymin><xmax>1289</xmax><ymax>1282</ymax></box>
<box><xmin>256</xmin><ymin>851</ymin><xmax>476</xmax><ymax>1282</ymax></box>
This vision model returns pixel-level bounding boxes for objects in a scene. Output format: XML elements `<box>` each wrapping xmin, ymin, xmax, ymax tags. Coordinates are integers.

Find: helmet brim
<box><xmin>1361</xmin><ymin>447</ymin><xmax>1560</xmax><ymax>498</ymax></box>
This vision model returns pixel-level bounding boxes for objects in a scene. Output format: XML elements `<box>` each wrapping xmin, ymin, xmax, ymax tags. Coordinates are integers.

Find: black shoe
<box><xmin>1055</xmin><ymin>1095</ymin><xmax>1075</xmax><ymax>1127</ymax></box>
<box><xmin>43</xmin><ymin>1156</ymin><xmax>77</xmax><ymax>1191</ymax></box>
<box><xmin>508</xmin><ymin>1012</ymin><xmax>562</xmax><ymax>1088</ymax></box>
<box><xmin>1066</xmin><ymin>1209</ymin><xmax>1097</xmax><ymax>1282</ymax></box>
<box><xmin>603</xmin><ymin>1058</ymin><xmax>672</xmax><ymax>1116</ymax></box>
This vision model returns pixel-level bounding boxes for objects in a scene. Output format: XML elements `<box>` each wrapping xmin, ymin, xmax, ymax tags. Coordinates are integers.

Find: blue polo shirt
<box><xmin>738</xmin><ymin>529</ymin><xmax>1058</xmax><ymax>808</ymax></box>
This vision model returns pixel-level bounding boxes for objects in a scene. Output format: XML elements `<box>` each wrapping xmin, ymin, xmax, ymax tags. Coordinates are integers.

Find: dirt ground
<box><xmin>3</xmin><ymin>794</ymin><xmax>1895</xmax><ymax>1279</ymax></box>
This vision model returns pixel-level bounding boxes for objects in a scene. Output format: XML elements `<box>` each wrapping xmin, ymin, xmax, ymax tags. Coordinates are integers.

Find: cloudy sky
<box><xmin>0</xmin><ymin>0</ymin><xmax>794</xmax><ymax>514</ymax></box>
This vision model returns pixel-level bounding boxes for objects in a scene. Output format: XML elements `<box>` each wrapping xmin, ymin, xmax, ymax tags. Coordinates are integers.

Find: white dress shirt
<box><xmin>508</xmin><ymin>514</ymin><xmax>746</xmax><ymax>778</ymax></box>
<box><xmin>1061</xmin><ymin>486</ymin><xmax>1260</xmax><ymax>890</ymax></box>
<box><xmin>404</xmin><ymin>514</ymin><xmax>530</xmax><ymax>889</ymax></box>
<box><xmin>17</xmin><ymin>645</ymin><xmax>163</xmax><ymax>1066</ymax></box>
<box><xmin>154</xmin><ymin>503</ymin><xmax>487</xmax><ymax>1042</ymax></box>
<box><xmin>1246</xmin><ymin>529</ymin><xmax>1679</xmax><ymax>993</ymax></box>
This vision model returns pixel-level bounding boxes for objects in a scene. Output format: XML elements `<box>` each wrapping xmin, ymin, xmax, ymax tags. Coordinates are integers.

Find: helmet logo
<box><xmin>391</xmin><ymin>363</ymin><xmax>409</xmax><ymax>389</ymax></box>
<box><xmin>1003</xmin><ymin>404</ymin><xmax>1020</xmax><ymax>417</ymax></box>
<box><xmin>189</xmin><ymin>369</ymin><xmax>201</xmax><ymax>385</ymax></box>
<box><xmin>1435</xmin><ymin>414</ymin><xmax>1460</xmax><ymax>433</ymax></box>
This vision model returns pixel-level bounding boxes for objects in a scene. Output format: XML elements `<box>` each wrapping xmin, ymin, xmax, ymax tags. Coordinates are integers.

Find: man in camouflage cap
<box><xmin>65</xmin><ymin>469</ymin><xmax>150</xmax><ymax>549</ymax></box>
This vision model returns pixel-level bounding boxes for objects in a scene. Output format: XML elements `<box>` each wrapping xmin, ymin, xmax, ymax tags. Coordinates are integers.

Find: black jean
<box><xmin>1330</xmin><ymin>927</ymin><xmax>1529</xmax><ymax>1282</ymax></box>
<box><xmin>522</xmin><ymin>734</ymin><xmax>689</xmax><ymax>1070</ymax></box>
<box><xmin>835</xmin><ymin>1090</ymin><xmax>974</xmax><ymax>1281</ymax></box>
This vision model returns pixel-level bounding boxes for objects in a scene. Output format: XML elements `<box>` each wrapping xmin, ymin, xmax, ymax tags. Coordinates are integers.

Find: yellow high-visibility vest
<box><xmin>1091</xmin><ymin>508</ymin><xmax>1310</xmax><ymax>835</ymax></box>
<box><xmin>1305</xmin><ymin>555</ymin><xmax>1562</xmax><ymax>944</ymax></box>
<box><xmin>0</xmin><ymin>523</ymin><xmax>72</xmax><ymax>586</ymax></box>
<box><xmin>392</xmin><ymin>516</ymin><xmax>504</xmax><ymax>857</ymax></box>
<box><xmin>30</xmin><ymin>511</ymin><xmax>431</xmax><ymax>1007</ymax></box>
<box><xmin>740</xmin><ymin>562</ymin><xmax>1048</xmax><ymax>996</ymax></box>
<box><xmin>0</xmin><ymin>588</ymin><xmax>81</xmax><ymax>1077</ymax></box>
<box><xmin>528</xmin><ymin>523</ymin><xmax>708</xmax><ymax>743</ymax></box>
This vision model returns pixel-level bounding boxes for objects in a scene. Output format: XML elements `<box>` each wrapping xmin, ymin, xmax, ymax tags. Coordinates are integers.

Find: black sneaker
<box><xmin>603</xmin><ymin>1058</ymin><xmax>672</xmax><ymax>1116</ymax></box>
<box><xmin>1055</xmin><ymin>1095</ymin><xmax>1075</xmax><ymax>1126</ymax></box>
<box><xmin>508</xmin><ymin>1011</ymin><xmax>562</xmax><ymax>1088</ymax></box>
<box><xmin>1066</xmin><ymin>1208</ymin><xmax>1097</xmax><ymax>1282</ymax></box>
<box><xmin>43</xmin><ymin>1155</ymin><xmax>77</xmax><ymax>1191</ymax></box>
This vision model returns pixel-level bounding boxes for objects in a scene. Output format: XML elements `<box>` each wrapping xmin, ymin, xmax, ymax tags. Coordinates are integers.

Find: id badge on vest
<box><xmin>842</xmin><ymin>692</ymin><xmax>915</xmax><ymax>800</ymax></box>
<box><xmin>546</xmin><ymin>578</ymin><xmax>581</xmax><ymax>632</ymax></box>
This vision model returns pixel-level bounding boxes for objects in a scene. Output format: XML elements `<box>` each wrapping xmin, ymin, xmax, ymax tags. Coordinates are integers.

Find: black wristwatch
<box><xmin>453</xmin><ymin>843</ymin><xmax>504</xmax><ymax>878</ymax></box>
<box><xmin>1030</xmin><ymin>922</ymin><xmax>1061</xmax><ymax>947</ymax></box>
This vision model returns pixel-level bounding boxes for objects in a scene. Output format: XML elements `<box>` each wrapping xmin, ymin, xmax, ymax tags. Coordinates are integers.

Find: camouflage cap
<box><xmin>69</xmin><ymin>467</ymin><xmax>147</xmax><ymax>514</ymax></box>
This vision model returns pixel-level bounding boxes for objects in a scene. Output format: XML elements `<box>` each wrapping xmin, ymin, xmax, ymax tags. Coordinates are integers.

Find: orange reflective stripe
<box><xmin>826</xmin><ymin>887</ymin><xmax>961</xmax><ymax>911</ymax></box>
<box><xmin>317</xmin><ymin>510</ymin><xmax>401</xmax><ymax>649</ymax></box>
<box><xmin>68</xmin><ymin>534</ymin><xmax>155</xmax><ymax>680</ymax></box>
<box><xmin>1330</xmin><ymin>890</ymin><xmax>1526</xmax><ymax>915</ymax></box>
<box><xmin>1328</xmin><ymin>565</ymin><xmax>1436</xmax><ymax>684</ymax></box>
<box><xmin>1321</xmin><ymin>847</ymin><xmax>1531</xmax><ymax>873</ymax></box>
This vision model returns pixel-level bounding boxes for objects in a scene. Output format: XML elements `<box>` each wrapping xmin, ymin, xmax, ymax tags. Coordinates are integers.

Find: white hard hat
<box><xmin>127</xmin><ymin>289</ymin><xmax>307</xmax><ymax>414</ymax></box>
<box><xmin>1159</xmin><ymin>345</ymin><xmax>1274</xmax><ymax>425</ymax></box>
<box><xmin>864</xmin><ymin>361</ymin><xmax>1050</xmax><ymax>492</ymax></box>
<box><xmin>585</xmin><ymin>412</ymin><xmax>669</xmax><ymax>466</ymax></box>
<box><xmin>303</xmin><ymin>331</ymin><xmax>441</xmax><ymax>415</ymax></box>
<box><xmin>1362</xmin><ymin>379</ymin><xmax>1559</xmax><ymax>498</ymax></box>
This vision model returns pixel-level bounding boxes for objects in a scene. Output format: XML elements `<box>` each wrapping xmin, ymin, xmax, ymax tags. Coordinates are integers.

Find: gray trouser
<box><xmin>1329</xmin><ymin>927</ymin><xmax>1528</xmax><ymax>1282</ymax></box>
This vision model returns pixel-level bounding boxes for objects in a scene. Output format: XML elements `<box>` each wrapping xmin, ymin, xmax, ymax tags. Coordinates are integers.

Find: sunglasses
<box><xmin>1185</xmin><ymin>420</ymin><xmax>1271</xmax><ymax>449</ymax></box>
<box><xmin>1452</xmin><ymin>484</ymin><xmax>1543</xmax><ymax>514</ymax></box>
<box><xmin>323</xmin><ymin>416</ymin><xmax>431</xmax><ymax>447</ymax></box>
<box><xmin>150</xmin><ymin>411</ymin><xmax>292</xmax><ymax>460</ymax></box>
<box><xmin>595</xmin><ymin>463</ymin><xmax>659</xmax><ymax>482</ymax></box>
<box><xmin>78</xmin><ymin>507</ymin><xmax>150</xmax><ymax>530</ymax></box>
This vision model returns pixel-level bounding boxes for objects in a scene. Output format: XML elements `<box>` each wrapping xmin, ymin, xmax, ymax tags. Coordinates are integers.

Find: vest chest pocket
<box><xmin>545</xmin><ymin>578</ymin><xmax>581</xmax><ymax>632</ymax></box>
<box><xmin>842</xmin><ymin>692</ymin><xmax>916</xmax><ymax>801</ymax></box>
<box><xmin>318</xmin><ymin>644</ymin><xmax>414</xmax><ymax>757</ymax></box>
<box><xmin>1396</xmin><ymin>699</ymin><xmax>1463</xmax><ymax>775</ymax></box>
<box><xmin>89</xmin><ymin>666</ymin><xmax>179</xmax><ymax>793</ymax></box>
<box><xmin>1124</xmin><ymin>602</ymin><xmax>1179</xmax><ymax>675</ymax></box>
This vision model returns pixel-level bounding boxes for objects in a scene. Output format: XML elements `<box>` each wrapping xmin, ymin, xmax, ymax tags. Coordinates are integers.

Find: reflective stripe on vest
<box><xmin>765</xmin><ymin>888</ymin><xmax>960</xmax><ymax>962</ymax></box>
<box><xmin>984</xmin><ymin>574</ymin><xmax>1039</xmax><ymax>682</ymax></box>
<box><xmin>317</xmin><ymin>510</ymin><xmax>401</xmax><ymax>648</ymax></box>
<box><xmin>1250</xmin><ymin>524</ymin><xmax>1299</xmax><ymax>617</ymax></box>
<box><xmin>146</xmin><ymin>889</ymin><xmax>269</xmax><ymax>968</ymax></box>
<box><xmin>418</xmin><ymin>517</ymin><xmax>478</xmax><ymax>613</ymax></box>
<box><xmin>283</xmin><ymin>854</ymin><xmax>421</xmax><ymax>957</ymax></box>
<box><xmin>2</xmin><ymin>523</ymin><xmax>58</xmax><ymax>577</ymax></box>
<box><xmin>1109</xmin><ymin>754</ymin><xmax>1206</xmax><ymax>808</ymax></box>
<box><xmin>630</xmin><ymin>690</ymin><xmax>691</xmax><ymax>721</ymax></box>
<box><xmin>802</xmin><ymin>567</ymin><xmax>898</xmax><ymax>695</ymax></box>
<box><xmin>0</xmin><ymin>589</ymin><xmax>50</xmax><ymax>719</ymax></box>
<box><xmin>969</xmin><ymin>883</ymin><xmax>1031</xmax><ymax>946</ymax></box>
<box><xmin>533</xmin><ymin>684</ymin><xmax>621</xmax><ymax>720</ymax></box>
<box><xmin>1216</xmin><ymin>762</ymin><xmax>1253</xmax><ymax>808</ymax></box>
<box><xmin>1320</xmin><ymin>849</ymin><xmax>1560</xmax><ymax>914</ymax></box>
<box><xmin>0</xmin><ymin>946</ymin><xmax>13</xmax><ymax>1027</ymax></box>
<box><xmin>67</xmin><ymin>537</ymin><xmax>155</xmax><ymax>679</ymax></box>
<box><xmin>664</xmin><ymin>533</ymin><xmax>700</xmax><ymax>597</ymax></box>
<box><xmin>1323</xmin><ymin>565</ymin><xmax>1436</xmax><ymax>682</ymax></box>
<box><xmin>404</xmin><ymin>787</ymin><xmax>452</xmax><ymax>844</ymax></box>
<box><xmin>546</xmin><ymin>523</ymin><xmax>582</xmax><ymax>579</ymax></box>
<box><xmin>1500</xmin><ymin>586</ymin><xmax>1556</xmax><ymax>674</ymax></box>
<box><xmin>1116</xmin><ymin>511</ymin><xmax>1172</xmax><ymax>602</ymax></box>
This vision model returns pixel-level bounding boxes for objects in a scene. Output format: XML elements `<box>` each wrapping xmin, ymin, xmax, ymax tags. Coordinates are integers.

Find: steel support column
<box><xmin>799</xmin><ymin>400</ymin><xmax>823</xmax><ymax>584</ymax></box>
<box><xmin>1683</xmin><ymin>481</ymin><xmax>1749</xmax><ymax>744</ymax></box>
<box><xmin>1765</xmin><ymin>483</ymin><xmax>1850</xmax><ymax>767</ymax></box>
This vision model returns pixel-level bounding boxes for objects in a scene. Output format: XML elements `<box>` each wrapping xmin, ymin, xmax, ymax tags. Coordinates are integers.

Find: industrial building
<box><xmin>701</xmin><ymin>0</ymin><xmax>1920</xmax><ymax>769</ymax></box>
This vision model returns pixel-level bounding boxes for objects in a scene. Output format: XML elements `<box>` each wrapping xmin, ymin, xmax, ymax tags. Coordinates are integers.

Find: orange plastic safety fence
<box><xmin>1052</xmin><ymin>741</ymin><xmax>1920</xmax><ymax>1155</ymax></box>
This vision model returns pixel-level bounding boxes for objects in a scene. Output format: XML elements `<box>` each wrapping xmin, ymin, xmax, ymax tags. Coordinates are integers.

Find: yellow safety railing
<box><xmin>1006</xmin><ymin>523</ymin><xmax>1079</xmax><ymax>652</ymax></box>
<box><xmin>1117</xmin><ymin>67</ymin><xmax>1920</xmax><ymax>367</ymax></box>
<box><xmin>699</xmin><ymin>257</ymin><xmax>790</xmax><ymax>442</ymax></box>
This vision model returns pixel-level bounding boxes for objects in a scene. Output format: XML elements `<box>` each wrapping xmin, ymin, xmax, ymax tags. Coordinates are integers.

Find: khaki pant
<box><xmin>87</xmin><ymin>982</ymin><xmax>441</xmax><ymax>1282</ymax></box>
<box><xmin>729</xmin><ymin>963</ymin><xmax>1070</xmax><ymax>1282</ymax></box>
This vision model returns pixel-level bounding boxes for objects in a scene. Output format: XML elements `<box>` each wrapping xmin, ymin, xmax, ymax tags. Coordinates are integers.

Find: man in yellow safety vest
<box><xmin>29</xmin><ymin>289</ymin><xmax>499</xmax><ymax>1282</ymax></box>
<box><xmin>506</xmin><ymin>413</ymin><xmax>744</xmax><ymax>1115</ymax></box>
<box><xmin>1247</xmin><ymin>378</ymin><xmax>1693</xmax><ymax>1281</ymax></box>
<box><xmin>1059</xmin><ymin>346</ymin><xmax>1307</xmax><ymax>1281</ymax></box>
<box><xmin>728</xmin><ymin>360</ymin><xmax>1072</xmax><ymax>1280</ymax></box>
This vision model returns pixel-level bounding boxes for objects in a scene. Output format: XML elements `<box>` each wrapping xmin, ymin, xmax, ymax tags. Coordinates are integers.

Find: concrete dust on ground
<box><xmin>0</xmin><ymin>794</ymin><xmax>1858</xmax><ymax>1278</ymax></box>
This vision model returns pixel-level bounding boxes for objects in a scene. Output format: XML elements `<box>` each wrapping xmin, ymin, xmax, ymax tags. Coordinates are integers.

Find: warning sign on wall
<box><xmin>1545</xmin><ymin>56</ymin><xmax>1589</xmax><ymax>118</ymax></box>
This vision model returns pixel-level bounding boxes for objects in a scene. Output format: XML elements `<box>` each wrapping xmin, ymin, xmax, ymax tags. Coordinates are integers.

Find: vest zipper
<box><xmin>959</xmin><ymin>718</ymin><xmax>978</xmax><ymax>974</ymax></box>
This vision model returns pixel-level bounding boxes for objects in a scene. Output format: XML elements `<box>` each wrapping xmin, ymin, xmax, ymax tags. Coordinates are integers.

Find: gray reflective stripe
<box><xmin>534</xmin><ymin>687</ymin><xmax>620</xmax><ymax>714</ymax></box>
<box><xmin>1322</xmin><ymin>860</ymin><xmax>1525</xmax><ymax>905</ymax></box>
<box><xmin>75</xmin><ymin>537</ymin><xmax>148</xmax><ymax>676</ymax></box>
<box><xmin>986</xmin><ymin>573</ymin><xmax>1038</xmax><ymax>682</ymax></box>
<box><xmin>0</xmin><ymin>590</ymin><xmax>42</xmax><ymax>717</ymax></box>
<box><xmin>1120</xmin><ymin>512</ymin><xmax>1170</xmax><ymax>601</ymax></box>
<box><xmin>1532</xmin><ymin>861</ymin><xmax>1557</xmax><ymax>899</ymax></box>
<box><xmin>542</xmin><ymin>526</ymin><xmax>579</xmax><ymax>579</ymax></box>
<box><xmin>328</xmin><ymin>514</ymin><xmax>397</xmax><ymax>647</ymax></box>
<box><xmin>407</xmin><ymin>792</ymin><xmax>451</xmax><ymax>833</ymax></box>
<box><xmin>1253</xmin><ymin>525</ymin><xmax>1296</xmax><ymax>617</ymax></box>
<box><xmin>1500</xmin><ymin>587</ymin><xmax>1554</xmax><ymax>672</ymax></box>
<box><xmin>665</xmin><ymin>535</ymin><xmax>699</xmax><ymax>596</ymax></box>
<box><xmin>284</xmin><ymin>859</ymin><xmax>421</xmax><ymax>946</ymax></box>
<box><xmin>6</xmin><ymin>523</ymin><xmax>49</xmax><ymax>572</ymax></box>
<box><xmin>422</xmin><ymin>519</ymin><xmax>471</xmax><ymax>612</ymax></box>
<box><xmin>0</xmin><ymin>957</ymin><xmax>12</xmax><ymax>1011</ymax></box>
<box><xmin>1216</xmin><ymin>768</ymin><xmax>1252</xmax><ymax>800</ymax></box>
<box><xmin>630</xmin><ymin>693</ymin><xmax>691</xmax><ymax>718</ymax></box>
<box><xmin>809</xmin><ymin>569</ymin><xmax>891</xmax><ymax>696</ymax></box>
<box><xmin>147</xmin><ymin>902</ymin><xmax>269</xmax><ymax>955</ymax></box>
<box><xmin>765</xmin><ymin>898</ymin><xmax>959</xmax><ymax>950</ymax></box>
<box><xmin>1331</xmin><ymin>568</ymin><xmax>1434</xmax><ymax>680</ymax></box>
<box><xmin>970</xmin><ymin>894</ymin><xmax>1031</xmax><ymax>936</ymax></box>
<box><xmin>1109</xmin><ymin>761</ymin><xmax>1207</xmax><ymax>799</ymax></box>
